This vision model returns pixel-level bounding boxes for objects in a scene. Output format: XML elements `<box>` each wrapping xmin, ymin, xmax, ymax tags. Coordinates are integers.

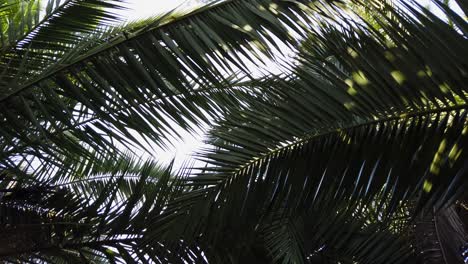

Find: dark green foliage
<box><xmin>0</xmin><ymin>0</ymin><xmax>467</xmax><ymax>263</ymax></box>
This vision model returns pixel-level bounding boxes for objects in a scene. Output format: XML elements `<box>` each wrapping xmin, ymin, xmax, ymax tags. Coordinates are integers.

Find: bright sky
<box><xmin>114</xmin><ymin>0</ymin><xmax>282</xmax><ymax>169</ymax></box>
<box><xmin>111</xmin><ymin>0</ymin><xmax>464</xmax><ymax>168</ymax></box>
<box><xmin>115</xmin><ymin>1</ymin><xmax>210</xmax><ymax>168</ymax></box>
<box><xmin>117</xmin><ymin>0</ymin><xmax>464</xmax><ymax>20</ymax></box>
<box><xmin>116</xmin><ymin>0</ymin><xmax>202</xmax><ymax>20</ymax></box>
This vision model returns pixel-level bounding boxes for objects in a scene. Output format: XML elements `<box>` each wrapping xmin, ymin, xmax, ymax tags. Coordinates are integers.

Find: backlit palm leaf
<box><xmin>0</xmin><ymin>154</ymin><xmax>203</xmax><ymax>263</ymax></box>
<box><xmin>188</xmin><ymin>0</ymin><xmax>467</xmax><ymax>262</ymax></box>
<box><xmin>0</xmin><ymin>0</ymin><xmax>467</xmax><ymax>263</ymax></box>
<box><xmin>0</xmin><ymin>0</ymin><xmax>313</xmax><ymax>173</ymax></box>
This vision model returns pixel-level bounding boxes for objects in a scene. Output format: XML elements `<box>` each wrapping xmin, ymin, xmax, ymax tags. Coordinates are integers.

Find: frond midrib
<box><xmin>0</xmin><ymin>0</ymin><xmax>238</xmax><ymax>103</ymax></box>
<box><xmin>229</xmin><ymin>103</ymin><xmax>468</xmax><ymax>177</ymax></box>
<box><xmin>0</xmin><ymin>78</ymin><xmax>249</xmax><ymax>158</ymax></box>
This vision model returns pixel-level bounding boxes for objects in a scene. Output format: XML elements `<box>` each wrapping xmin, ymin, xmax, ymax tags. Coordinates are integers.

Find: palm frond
<box><xmin>1</xmin><ymin>0</ymin><xmax>467</xmax><ymax>263</ymax></box>
<box><xmin>0</xmin><ymin>0</ymin><xmax>126</xmax><ymax>85</ymax></box>
<box><xmin>200</xmin><ymin>0</ymin><xmax>468</xmax><ymax>212</ymax></box>
<box><xmin>185</xmin><ymin>1</ymin><xmax>468</xmax><ymax>262</ymax></box>
<box><xmin>0</xmin><ymin>0</ymin><xmax>41</xmax><ymax>49</ymax></box>
<box><xmin>0</xmin><ymin>0</ymin><xmax>313</xmax><ymax>172</ymax></box>
<box><xmin>0</xmin><ymin>153</ymin><xmax>196</xmax><ymax>263</ymax></box>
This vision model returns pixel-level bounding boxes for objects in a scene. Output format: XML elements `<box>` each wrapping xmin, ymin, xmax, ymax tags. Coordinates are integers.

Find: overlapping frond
<box><xmin>0</xmin><ymin>0</ymin><xmax>41</xmax><ymax>49</ymax></box>
<box><xmin>0</xmin><ymin>154</ymin><xmax>201</xmax><ymax>263</ymax></box>
<box><xmin>0</xmin><ymin>0</ymin><xmax>316</xmax><ymax>173</ymax></box>
<box><xmin>0</xmin><ymin>0</ymin><xmax>126</xmax><ymax>85</ymax></box>
<box><xmin>1</xmin><ymin>0</ymin><xmax>467</xmax><ymax>263</ymax></box>
<box><xmin>187</xmin><ymin>0</ymin><xmax>468</xmax><ymax>262</ymax></box>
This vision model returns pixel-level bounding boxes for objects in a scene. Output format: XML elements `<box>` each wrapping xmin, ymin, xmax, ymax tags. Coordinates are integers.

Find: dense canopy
<box><xmin>0</xmin><ymin>0</ymin><xmax>467</xmax><ymax>263</ymax></box>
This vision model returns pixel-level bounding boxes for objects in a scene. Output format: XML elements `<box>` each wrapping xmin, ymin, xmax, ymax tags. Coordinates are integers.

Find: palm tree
<box><xmin>0</xmin><ymin>0</ymin><xmax>467</xmax><ymax>263</ymax></box>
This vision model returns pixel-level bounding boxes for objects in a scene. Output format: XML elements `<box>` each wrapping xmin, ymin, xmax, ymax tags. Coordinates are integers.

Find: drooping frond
<box><xmin>1</xmin><ymin>0</ymin><xmax>467</xmax><ymax>263</ymax></box>
<box><xmin>0</xmin><ymin>0</ymin><xmax>314</xmax><ymax>172</ymax></box>
<box><xmin>187</xmin><ymin>0</ymin><xmax>468</xmax><ymax>262</ymax></box>
<box><xmin>0</xmin><ymin>154</ymin><xmax>206</xmax><ymax>263</ymax></box>
<box><xmin>0</xmin><ymin>0</ymin><xmax>127</xmax><ymax>86</ymax></box>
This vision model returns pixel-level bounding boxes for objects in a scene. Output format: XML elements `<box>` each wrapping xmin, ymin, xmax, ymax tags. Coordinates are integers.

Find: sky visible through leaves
<box><xmin>101</xmin><ymin>0</ymin><xmax>465</xmax><ymax>168</ymax></box>
<box><xmin>115</xmin><ymin>1</ymin><xmax>209</xmax><ymax>168</ymax></box>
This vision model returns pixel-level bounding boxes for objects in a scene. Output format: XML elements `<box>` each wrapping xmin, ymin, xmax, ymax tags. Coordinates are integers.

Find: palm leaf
<box><xmin>1</xmin><ymin>0</ymin><xmax>467</xmax><ymax>263</ymax></box>
<box><xmin>0</xmin><ymin>0</ymin><xmax>126</xmax><ymax>85</ymax></box>
<box><xmin>0</xmin><ymin>0</ymin><xmax>314</xmax><ymax>172</ymax></box>
<box><xmin>186</xmin><ymin>0</ymin><xmax>468</xmax><ymax>262</ymax></box>
<box><xmin>0</xmin><ymin>153</ymin><xmax>198</xmax><ymax>263</ymax></box>
<box><xmin>0</xmin><ymin>0</ymin><xmax>41</xmax><ymax>49</ymax></box>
